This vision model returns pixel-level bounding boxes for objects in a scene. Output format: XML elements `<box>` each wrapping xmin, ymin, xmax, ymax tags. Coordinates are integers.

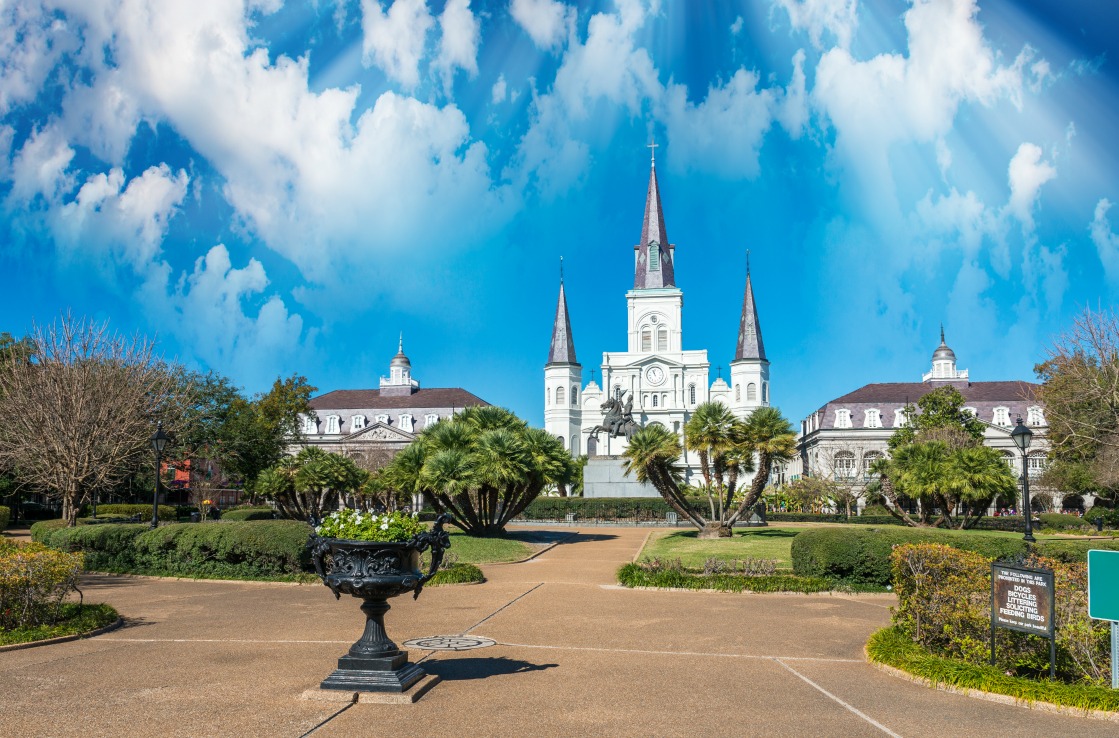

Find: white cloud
<box><xmin>1090</xmin><ymin>198</ymin><xmax>1119</xmax><ymax>290</ymax></box>
<box><xmin>509</xmin><ymin>0</ymin><xmax>574</xmax><ymax>51</ymax></box>
<box><xmin>491</xmin><ymin>74</ymin><xmax>507</xmax><ymax>103</ymax></box>
<box><xmin>8</xmin><ymin>126</ymin><xmax>75</xmax><ymax>203</ymax></box>
<box><xmin>730</xmin><ymin>16</ymin><xmax>743</xmax><ymax>36</ymax></box>
<box><xmin>360</xmin><ymin>0</ymin><xmax>434</xmax><ymax>89</ymax></box>
<box><xmin>775</xmin><ymin>0</ymin><xmax>857</xmax><ymax>50</ymax></box>
<box><xmin>52</xmin><ymin>164</ymin><xmax>189</xmax><ymax>269</ymax></box>
<box><xmin>59</xmin><ymin>71</ymin><xmax>142</xmax><ymax>165</ymax></box>
<box><xmin>0</xmin><ymin>2</ymin><xmax>79</xmax><ymax>116</ymax></box>
<box><xmin>162</xmin><ymin>244</ymin><xmax>306</xmax><ymax>387</ymax></box>
<box><xmin>1006</xmin><ymin>142</ymin><xmax>1056</xmax><ymax>230</ymax></box>
<box><xmin>435</xmin><ymin>0</ymin><xmax>480</xmax><ymax>93</ymax></box>
<box><xmin>776</xmin><ymin>49</ymin><xmax>807</xmax><ymax>138</ymax></box>
<box><xmin>662</xmin><ymin>69</ymin><xmax>776</xmax><ymax>178</ymax></box>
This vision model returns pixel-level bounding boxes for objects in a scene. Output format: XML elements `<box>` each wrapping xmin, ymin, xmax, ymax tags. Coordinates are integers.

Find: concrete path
<box><xmin>0</xmin><ymin>526</ymin><xmax>1113</xmax><ymax>737</ymax></box>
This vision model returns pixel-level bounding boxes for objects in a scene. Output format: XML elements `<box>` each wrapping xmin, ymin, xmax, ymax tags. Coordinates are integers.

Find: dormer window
<box><xmin>325</xmin><ymin>415</ymin><xmax>340</xmax><ymax>434</ymax></box>
<box><xmin>992</xmin><ymin>406</ymin><xmax>1011</xmax><ymax>427</ymax></box>
<box><xmin>399</xmin><ymin>414</ymin><xmax>414</xmax><ymax>433</ymax></box>
<box><xmin>1027</xmin><ymin>406</ymin><xmax>1045</xmax><ymax>426</ymax></box>
<box><xmin>864</xmin><ymin>409</ymin><xmax>881</xmax><ymax>428</ymax></box>
<box><xmin>351</xmin><ymin>415</ymin><xmax>366</xmax><ymax>431</ymax></box>
<box><xmin>375</xmin><ymin>414</ymin><xmax>389</xmax><ymax>424</ymax></box>
<box><xmin>424</xmin><ymin>413</ymin><xmax>439</xmax><ymax>427</ymax></box>
<box><xmin>893</xmin><ymin>408</ymin><xmax>909</xmax><ymax>427</ymax></box>
<box><xmin>835</xmin><ymin>409</ymin><xmax>852</xmax><ymax>428</ymax></box>
<box><xmin>649</xmin><ymin>241</ymin><xmax>660</xmax><ymax>271</ymax></box>
<box><xmin>302</xmin><ymin>416</ymin><xmax>318</xmax><ymax>434</ymax></box>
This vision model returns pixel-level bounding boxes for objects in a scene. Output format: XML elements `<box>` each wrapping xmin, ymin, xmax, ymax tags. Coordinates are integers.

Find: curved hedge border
<box><xmin>791</xmin><ymin>527</ymin><xmax>1119</xmax><ymax>586</ymax></box>
<box><xmin>219</xmin><ymin>508</ymin><xmax>276</xmax><ymax>522</ymax></box>
<box><xmin>617</xmin><ymin>562</ymin><xmax>834</xmax><ymax>593</ymax></box>
<box><xmin>867</xmin><ymin>626</ymin><xmax>1119</xmax><ymax>717</ymax></box>
<box><xmin>0</xmin><ymin>603</ymin><xmax>119</xmax><ymax>649</ymax></box>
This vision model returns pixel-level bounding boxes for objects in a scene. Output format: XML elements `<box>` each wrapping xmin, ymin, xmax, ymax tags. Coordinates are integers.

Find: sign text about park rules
<box><xmin>993</xmin><ymin>566</ymin><xmax>1053</xmax><ymax>635</ymax></box>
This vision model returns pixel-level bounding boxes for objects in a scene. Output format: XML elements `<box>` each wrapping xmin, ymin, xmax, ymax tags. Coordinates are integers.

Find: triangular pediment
<box><xmin>343</xmin><ymin>422</ymin><xmax>415</xmax><ymax>443</ymax></box>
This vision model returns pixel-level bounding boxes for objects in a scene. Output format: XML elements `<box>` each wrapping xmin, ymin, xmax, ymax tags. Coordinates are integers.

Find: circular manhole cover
<box><xmin>402</xmin><ymin>635</ymin><xmax>497</xmax><ymax>651</ymax></box>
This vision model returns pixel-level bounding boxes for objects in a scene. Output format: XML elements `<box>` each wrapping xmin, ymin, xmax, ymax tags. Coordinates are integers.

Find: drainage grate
<box><xmin>402</xmin><ymin>635</ymin><xmax>497</xmax><ymax>651</ymax></box>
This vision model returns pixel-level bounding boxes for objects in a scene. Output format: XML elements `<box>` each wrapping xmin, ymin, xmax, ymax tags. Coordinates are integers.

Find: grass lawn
<box><xmin>0</xmin><ymin>603</ymin><xmax>118</xmax><ymax>647</ymax></box>
<box><xmin>640</xmin><ymin>524</ymin><xmax>1086</xmax><ymax>571</ymax></box>
<box><xmin>640</xmin><ymin>528</ymin><xmax>802</xmax><ymax>569</ymax></box>
<box><xmin>437</xmin><ymin>529</ymin><xmax>541</xmax><ymax>564</ymax></box>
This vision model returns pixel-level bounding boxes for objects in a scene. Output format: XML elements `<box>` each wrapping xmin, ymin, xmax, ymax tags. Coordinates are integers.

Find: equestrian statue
<box><xmin>589</xmin><ymin>392</ymin><xmax>638</xmax><ymax>442</ymax></box>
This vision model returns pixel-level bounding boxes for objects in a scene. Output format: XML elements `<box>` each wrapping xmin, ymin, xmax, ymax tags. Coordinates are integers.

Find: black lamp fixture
<box><xmin>1010</xmin><ymin>416</ymin><xmax>1035</xmax><ymax>543</ymax></box>
<box><xmin>150</xmin><ymin>423</ymin><xmax>171</xmax><ymax>529</ymax></box>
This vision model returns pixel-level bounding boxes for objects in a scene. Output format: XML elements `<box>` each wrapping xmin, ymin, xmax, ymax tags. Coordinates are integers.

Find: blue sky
<box><xmin>2</xmin><ymin>0</ymin><xmax>1118</xmax><ymax>429</ymax></box>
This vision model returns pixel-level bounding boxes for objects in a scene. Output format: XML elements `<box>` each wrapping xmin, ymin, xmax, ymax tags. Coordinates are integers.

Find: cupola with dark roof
<box><xmin>381</xmin><ymin>334</ymin><xmax>420</xmax><ymax>396</ymax></box>
<box><xmin>924</xmin><ymin>326</ymin><xmax>967</xmax><ymax>383</ymax></box>
<box><xmin>634</xmin><ymin>149</ymin><xmax>676</xmax><ymax>290</ymax></box>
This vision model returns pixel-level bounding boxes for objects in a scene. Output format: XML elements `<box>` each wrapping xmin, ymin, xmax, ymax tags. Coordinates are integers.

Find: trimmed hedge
<box><xmin>219</xmin><ymin>508</ymin><xmax>276</xmax><ymax>522</ymax></box>
<box><xmin>48</xmin><ymin>524</ymin><xmax>148</xmax><ymax>569</ymax></box>
<box><xmin>130</xmin><ymin>521</ymin><xmax>312</xmax><ymax>578</ymax></box>
<box><xmin>30</xmin><ymin>519</ymin><xmax>68</xmax><ymax>543</ymax></box>
<box><xmin>616</xmin><ymin>562</ymin><xmax>833</xmax><ymax>593</ymax></box>
<box><xmin>0</xmin><ymin>505</ymin><xmax>9</xmax><ymax>530</ymax></box>
<box><xmin>519</xmin><ymin>497</ymin><xmax>680</xmax><ymax>521</ymax></box>
<box><xmin>87</xmin><ymin>504</ymin><xmax>176</xmax><ymax>521</ymax></box>
<box><xmin>791</xmin><ymin>527</ymin><xmax>1119</xmax><ymax>586</ymax></box>
<box><xmin>1085</xmin><ymin>506</ymin><xmax>1119</xmax><ymax>528</ymax></box>
<box><xmin>766</xmin><ymin>512</ymin><xmax>903</xmax><ymax>526</ymax></box>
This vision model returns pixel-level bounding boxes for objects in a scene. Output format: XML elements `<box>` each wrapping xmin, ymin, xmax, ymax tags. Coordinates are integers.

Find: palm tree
<box><xmin>383</xmin><ymin>406</ymin><xmax>572</xmax><ymax>536</ymax></box>
<box><xmin>625</xmin><ymin>405</ymin><xmax>797</xmax><ymax>538</ymax></box>
<box><xmin>684</xmin><ymin>402</ymin><xmax>739</xmax><ymax>519</ymax></box>
<box><xmin>943</xmin><ymin>446</ymin><xmax>1018</xmax><ymax>529</ymax></box>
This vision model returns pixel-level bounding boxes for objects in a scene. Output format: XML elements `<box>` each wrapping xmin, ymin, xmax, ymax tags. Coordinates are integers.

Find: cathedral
<box><xmin>544</xmin><ymin>152</ymin><xmax>769</xmax><ymax>485</ymax></box>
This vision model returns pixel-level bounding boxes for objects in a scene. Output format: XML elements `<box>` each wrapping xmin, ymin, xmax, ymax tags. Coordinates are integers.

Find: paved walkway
<box><xmin>1</xmin><ymin>527</ymin><xmax>1113</xmax><ymax>737</ymax></box>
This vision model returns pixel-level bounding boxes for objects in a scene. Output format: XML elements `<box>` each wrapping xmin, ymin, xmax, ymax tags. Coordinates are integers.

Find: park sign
<box><xmin>990</xmin><ymin>562</ymin><xmax>1056</xmax><ymax>678</ymax></box>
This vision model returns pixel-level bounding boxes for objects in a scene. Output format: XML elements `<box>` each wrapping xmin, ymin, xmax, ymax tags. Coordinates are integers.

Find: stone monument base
<box><xmin>583</xmin><ymin>456</ymin><xmax>660</xmax><ymax>498</ymax></box>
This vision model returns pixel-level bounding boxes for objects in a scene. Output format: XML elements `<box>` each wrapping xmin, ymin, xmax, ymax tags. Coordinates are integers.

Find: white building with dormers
<box><xmin>544</xmin><ymin>152</ymin><xmax>770</xmax><ymax>485</ymax></box>
<box><xmin>792</xmin><ymin>331</ymin><xmax>1080</xmax><ymax>512</ymax></box>
<box><xmin>296</xmin><ymin>339</ymin><xmax>488</xmax><ymax>468</ymax></box>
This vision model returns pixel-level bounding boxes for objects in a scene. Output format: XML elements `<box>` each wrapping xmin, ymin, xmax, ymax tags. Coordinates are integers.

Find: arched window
<box><xmin>735</xmin><ymin>384</ymin><xmax>741</xmax><ymax>401</ymax></box>
<box><xmin>834</xmin><ymin>451</ymin><xmax>856</xmax><ymax>479</ymax></box>
<box><xmin>1027</xmin><ymin>451</ymin><xmax>1047</xmax><ymax>478</ymax></box>
<box><xmin>763</xmin><ymin>383</ymin><xmax>768</xmax><ymax>402</ymax></box>
<box><xmin>746</xmin><ymin>383</ymin><xmax>757</xmax><ymax>401</ymax></box>
<box><xmin>571</xmin><ymin>386</ymin><xmax>578</xmax><ymax>405</ymax></box>
<box><xmin>546</xmin><ymin>387</ymin><xmax>551</xmax><ymax>406</ymax></box>
<box><xmin>1001</xmin><ymin>451</ymin><xmax>1016</xmax><ymax>470</ymax></box>
<box><xmin>652</xmin><ymin>395</ymin><xmax>659</xmax><ymax>407</ymax></box>
<box><xmin>570</xmin><ymin>435</ymin><xmax>579</xmax><ymax>456</ymax></box>
<box><xmin>424</xmin><ymin>413</ymin><xmax>439</xmax><ymax>427</ymax></box>
<box><xmin>688</xmin><ymin>383</ymin><xmax>696</xmax><ymax>405</ymax></box>
<box><xmin>399</xmin><ymin>414</ymin><xmax>414</xmax><ymax>433</ymax></box>
<box><xmin>558</xmin><ymin>434</ymin><xmax>566</xmax><ymax>449</ymax></box>
<box><xmin>863</xmin><ymin>451</ymin><xmax>884</xmax><ymax>478</ymax></box>
<box><xmin>613</xmin><ymin>384</ymin><xmax>623</xmax><ymax>400</ymax></box>
<box><xmin>556</xmin><ymin>386</ymin><xmax>565</xmax><ymax>406</ymax></box>
<box><xmin>641</xmin><ymin>328</ymin><xmax>652</xmax><ymax>352</ymax></box>
<box><xmin>326</xmin><ymin>415</ymin><xmax>340</xmax><ymax>434</ymax></box>
<box><xmin>656</xmin><ymin>326</ymin><xmax>668</xmax><ymax>351</ymax></box>
<box><xmin>649</xmin><ymin>242</ymin><xmax>660</xmax><ymax>270</ymax></box>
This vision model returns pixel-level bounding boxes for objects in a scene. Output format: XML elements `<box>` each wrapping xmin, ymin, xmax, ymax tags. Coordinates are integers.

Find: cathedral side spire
<box><xmin>546</xmin><ymin>276</ymin><xmax>578</xmax><ymax>366</ymax></box>
<box><xmin>634</xmin><ymin>148</ymin><xmax>676</xmax><ymax>290</ymax></box>
<box><xmin>734</xmin><ymin>267</ymin><xmax>766</xmax><ymax>361</ymax></box>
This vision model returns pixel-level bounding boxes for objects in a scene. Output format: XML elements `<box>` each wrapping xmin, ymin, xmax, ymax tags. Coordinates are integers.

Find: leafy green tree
<box><xmin>1035</xmin><ymin>307</ymin><xmax>1119</xmax><ymax>505</ymax></box>
<box><xmin>876</xmin><ymin>386</ymin><xmax>1017</xmax><ymax>528</ymax></box>
<box><xmin>382</xmin><ymin>406</ymin><xmax>572</xmax><ymax>536</ymax></box>
<box><xmin>684</xmin><ymin>402</ymin><xmax>751</xmax><ymax>521</ymax></box>
<box><xmin>625</xmin><ymin>405</ymin><xmax>796</xmax><ymax>538</ymax></box>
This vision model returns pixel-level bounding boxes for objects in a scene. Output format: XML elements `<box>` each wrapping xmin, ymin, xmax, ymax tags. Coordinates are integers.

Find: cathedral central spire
<box><xmin>634</xmin><ymin>152</ymin><xmax>676</xmax><ymax>290</ymax></box>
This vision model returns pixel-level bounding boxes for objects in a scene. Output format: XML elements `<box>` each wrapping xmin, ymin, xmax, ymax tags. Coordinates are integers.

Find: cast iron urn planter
<box><xmin>308</xmin><ymin>514</ymin><xmax>451</xmax><ymax>692</ymax></box>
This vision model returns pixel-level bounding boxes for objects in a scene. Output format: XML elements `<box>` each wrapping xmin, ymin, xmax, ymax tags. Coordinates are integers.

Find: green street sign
<box><xmin>1088</xmin><ymin>549</ymin><xmax>1119</xmax><ymax>621</ymax></box>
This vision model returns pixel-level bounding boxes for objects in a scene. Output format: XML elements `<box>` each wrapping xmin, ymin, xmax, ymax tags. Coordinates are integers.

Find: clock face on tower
<box><xmin>646</xmin><ymin>365</ymin><xmax>666</xmax><ymax>386</ymax></box>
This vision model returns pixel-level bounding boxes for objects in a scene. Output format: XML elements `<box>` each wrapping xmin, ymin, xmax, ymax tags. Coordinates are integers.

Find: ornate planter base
<box><xmin>320</xmin><ymin>651</ymin><xmax>426</xmax><ymax>692</ymax></box>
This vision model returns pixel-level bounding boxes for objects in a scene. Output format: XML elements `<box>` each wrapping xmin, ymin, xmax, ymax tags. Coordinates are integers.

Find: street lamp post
<box><xmin>1010</xmin><ymin>416</ymin><xmax>1035</xmax><ymax>544</ymax></box>
<box><xmin>150</xmin><ymin>423</ymin><xmax>171</xmax><ymax>529</ymax></box>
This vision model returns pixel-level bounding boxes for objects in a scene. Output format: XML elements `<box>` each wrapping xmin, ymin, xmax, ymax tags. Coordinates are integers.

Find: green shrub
<box><xmin>0</xmin><ymin>505</ymin><xmax>9</xmax><ymax>530</ymax></box>
<box><xmin>1036</xmin><ymin>513</ymin><xmax>1092</xmax><ymax>531</ymax></box>
<box><xmin>427</xmin><ymin>562</ymin><xmax>484</xmax><ymax>585</ymax></box>
<box><xmin>1033</xmin><ymin>538</ymin><xmax>1119</xmax><ymax>563</ymax></box>
<box><xmin>767</xmin><ymin>511</ymin><xmax>902</xmax><ymax>525</ymax></box>
<box><xmin>616</xmin><ymin>562</ymin><xmax>834</xmax><ymax>593</ymax></box>
<box><xmin>861</xmin><ymin>504</ymin><xmax>892</xmax><ymax>517</ymax></box>
<box><xmin>0</xmin><ymin>602</ymin><xmax>118</xmax><ymax>647</ymax></box>
<box><xmin>889</xmin><ymin>544</ymin><xmax>1113</xmax><ymax>685</ymax></box>
<box><xmin>0</xmin><ymin>542</ymin><xmax>84</xmax><ymax>629</ymax></box>
<box><xmin>1085</xmin><ymin>506</ymin><xmax>1119</xmax><ymax>528</ymax></box>
<box><xmin>131</xmin><ymin>520</ymin><xmax>313</xmax><ymax>579</ymax></box>
<box><xmin>47</xmin><ymin>524</ymin><xmax>148</xmax><ymax>570</ymax></box>
<box><xmin>519</xmin><ymin>497</ymin><xmax>681</xmax><ymax>521</ymax></box>
<box><xmin>88</xmin><ymin>504</ymin><xmax>176</xmax><ymax>521</ymax></box>
<box><xmin>790</xmin><ymin>527</ymin><xmax>1028</xmax><ymax>586</ymax></box>
<box><xmin>219</xmin><ymin>508</ymin><xmax>275</xmax><ymax>522</ymax></box>
<box><xmin>30</xmin><ymin>519</ymin><xmax>68</xmax><ymax>544</ymax></box>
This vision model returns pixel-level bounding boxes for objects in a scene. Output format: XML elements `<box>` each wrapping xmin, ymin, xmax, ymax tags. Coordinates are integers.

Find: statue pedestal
<box><xmin>582</xmin><ymin>456</ymin><xmax>660</xmax><ymax>498</ymax></box>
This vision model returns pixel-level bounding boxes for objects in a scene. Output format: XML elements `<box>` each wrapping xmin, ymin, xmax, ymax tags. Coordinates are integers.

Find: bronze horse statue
<box><xmin>589</xmin><ymin>393</ymin><xmax>638</xmax><ymax>442</ymax></box>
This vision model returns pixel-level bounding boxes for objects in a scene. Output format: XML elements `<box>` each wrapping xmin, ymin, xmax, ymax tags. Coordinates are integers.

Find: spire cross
<box><xmin>560</xmin><ymin>255</ymin><xmax>564</xmax><ymax>283</ymax></box>
<box><xmin>717</xmin><ymin>365</ymin><xmax>722</xmax><ymax>379</ymax></box>
<box><xmin>746</xmin><ymin>249</ymin><xmax>751</xmax><ymax>275</ymax></box>
<box><xmin>647</xmin><ymin>139</ymin><xmax>658</xmax><ymax>165</ymax></box>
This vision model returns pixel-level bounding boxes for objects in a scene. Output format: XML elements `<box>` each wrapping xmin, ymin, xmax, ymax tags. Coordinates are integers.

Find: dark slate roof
<box><xmin>634</xmin><ymin>161</ymin><xmax>676</xmax><ymax>289</ymax></box>
<box><xmin>310</xmin><ymin>387</ymin><xmax>489</xmax><ymax>411</ymax></box>
<box><xmin>734</xmin><ymin>271</ymin><xmax>766</xmax><ymax>361</ymax></box>
<box><xmin>809</xmin><ymin>381</ymin><xmax>1041</xmax><ymax>431</ymax></box>
<box><xmin>546</xmin><ymin>281</ymin><xmax>578</xmax><ymax>366</ymax></box>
